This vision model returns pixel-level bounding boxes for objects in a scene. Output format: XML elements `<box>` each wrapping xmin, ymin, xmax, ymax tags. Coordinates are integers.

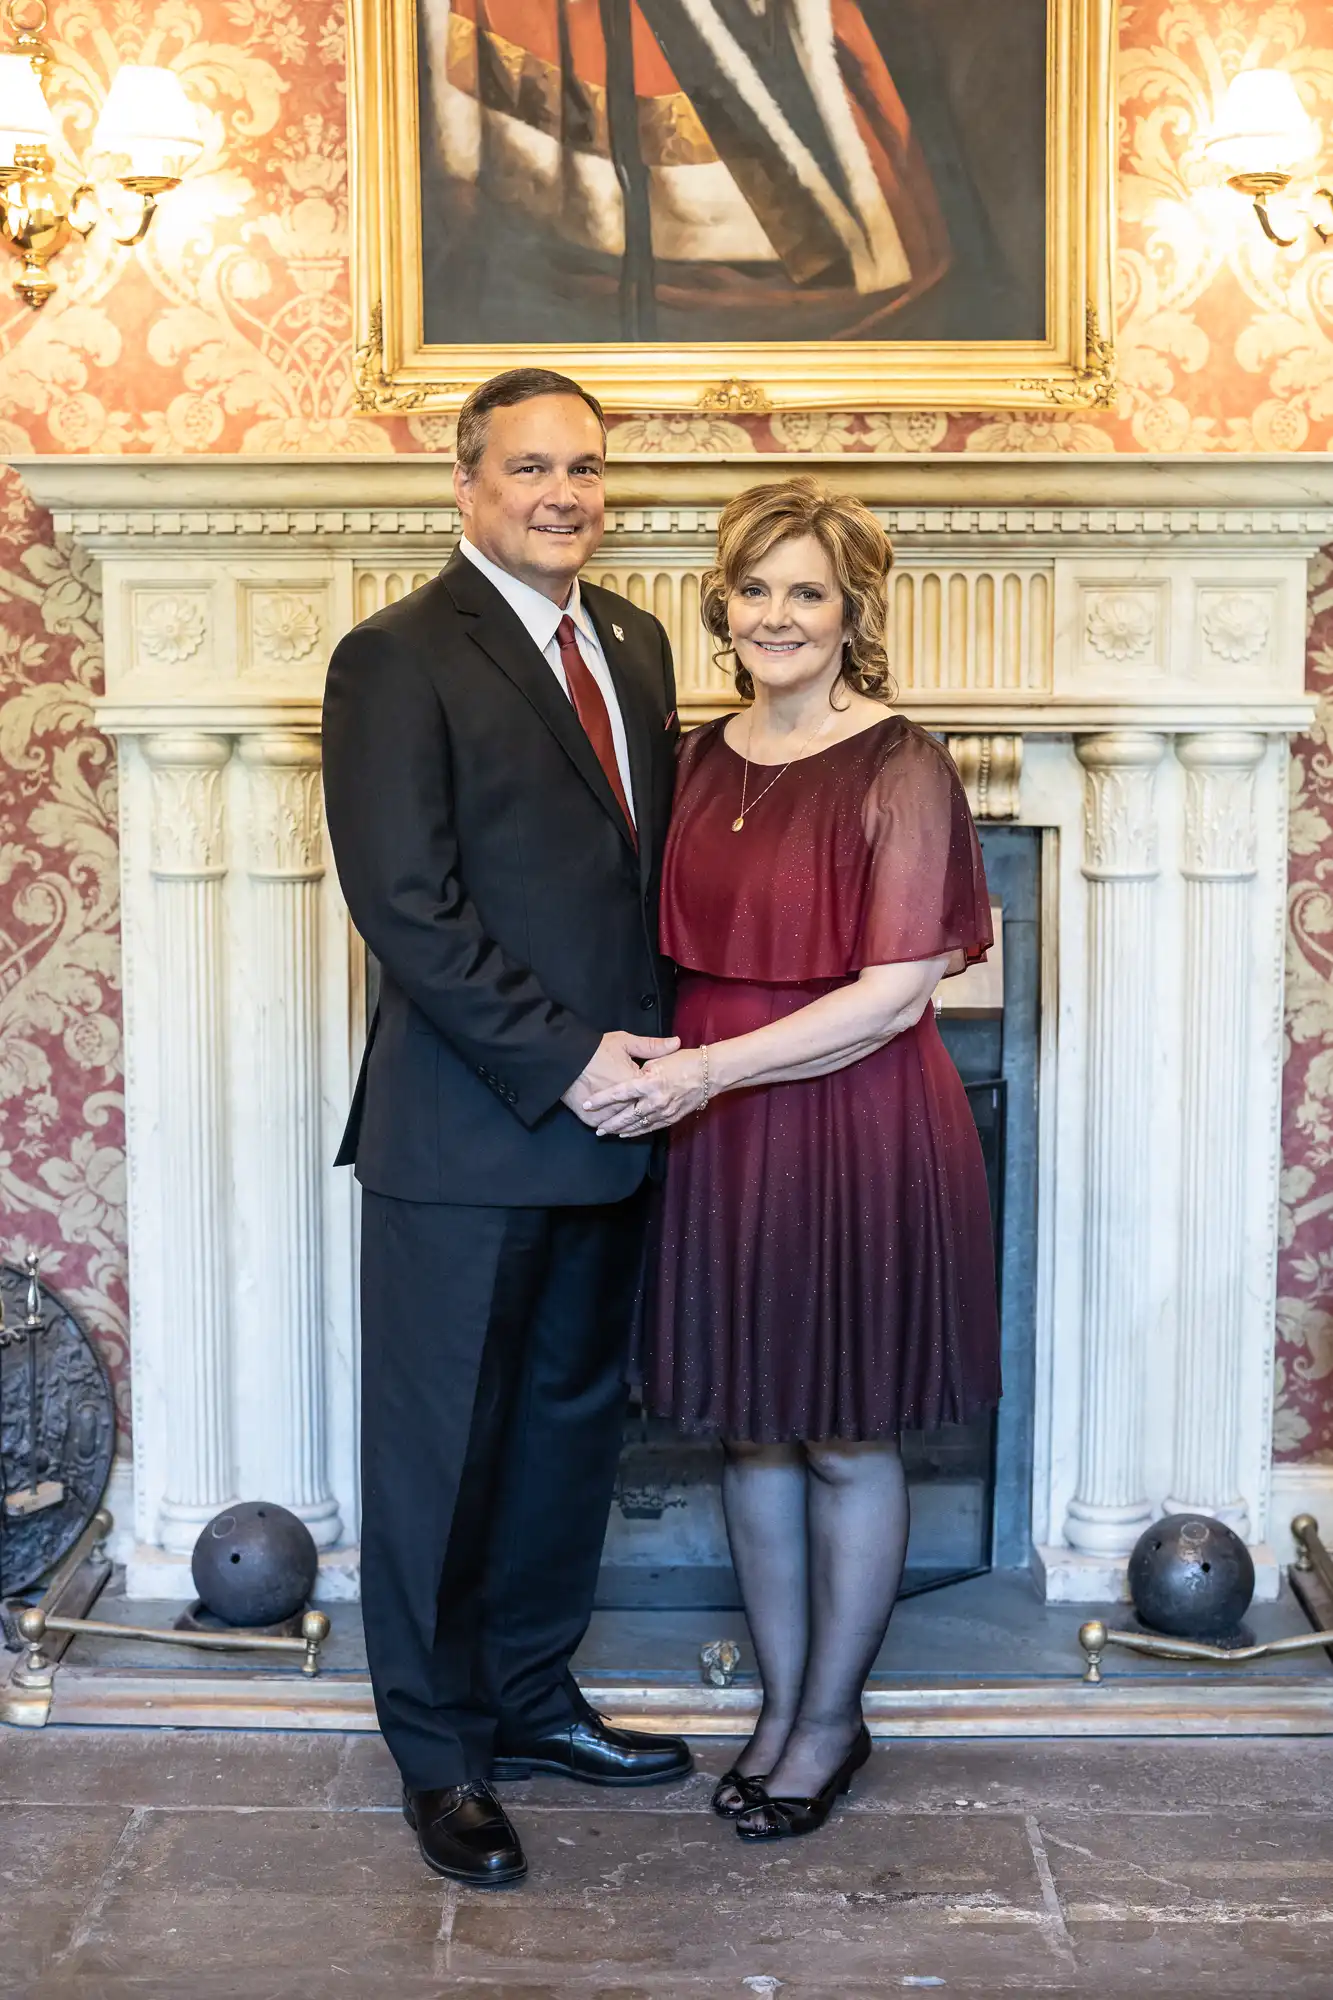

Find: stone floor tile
<box><xmin>111</xmin><ymin>1805</ymin><xmax>441</xmax><ymax>1897</ymax></box>
<box><xmin>1041</xmin><ymin>1809</ymin><xmax>1333</xmax><ymax>1917</ymax></box>
<box><xmin>1068</xmin><ymin>1922</ymin><xmax>1333</xmax><ymax>1998</ymax></box>
<box><xmin>0</xmin><ymin>1804</ymin><xmax>134</xmax><ymax>1988</ymax></box>
<box><xmin>0</xmin><ymin>1802</ymin><xmax>132</xmax><ymax>1894</ymax></box>
<box><xmin>448</xmin><ymin>1891</ymin><xmax>1068</xmax><ymax>1987</ymax></box>
<box><xmin>29</xmin><ymin>1976</ymin><xmax>507</xmax><ymax>2000</ymax></box>
<box><xmin>436</xmin><ymin>1807</ymin><xmax>1056</xmax><ymax>1985</ymax></box>
<box><xmin>0</xmin><ymin>1727</ymin><xmax>348</xmax><ymax>1809</ymax></box>
<box><xmin>51</xmin><ymin>1889</ymin><xmax>451</xmax><ymax>1984</ymax></box>
<box><xmin>330</xmin><ymin>1728</ymin><xmax>734</xmax><ymax>1812</ymax></box>
<box><xmin>18</xmin><ymin>1728</ymin><xmax>1333</xmax><ymax>1821</ymax></box>
<box><xmin>28</xmin><ymin>1982</ymin><xmax>817</xmax><ymax>2000</ymax></box>
<box><xmin>0</xmin><ymin>1896</ymin><xmax>97</xmax><ymax>1991</ymax></box>
<box><xmin>324</xmin><ymin>1729</ymin><xmax>401</xmax><ymax>1807</ymax></box>
<box><xmin>845</xmin><ymin>1738</ymin><xmax>1333</xmax><ymax>1818</ymax></box>
<box><xmin>496</xmin><ymin>1763</ymin><xmax>724</xmax><ymax>1813</ymax></box>
<box><xmin>502</xmin><ymin>1802</ymin><xmax>1043</xmax><ymax>1904</ymax></box>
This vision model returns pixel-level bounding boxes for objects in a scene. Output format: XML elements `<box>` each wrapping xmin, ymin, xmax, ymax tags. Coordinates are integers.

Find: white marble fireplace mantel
<box><xmin>14</xmin><ymin>452</ymin><xmax>1327</xmax><ymax>1603</ymax></box>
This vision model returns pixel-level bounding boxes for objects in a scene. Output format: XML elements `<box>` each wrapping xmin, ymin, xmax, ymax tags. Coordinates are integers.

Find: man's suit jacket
<box><xmin>322</xmin><ymin>549</ymin><xmax>680</xmax><ymax>1207</ymax></box>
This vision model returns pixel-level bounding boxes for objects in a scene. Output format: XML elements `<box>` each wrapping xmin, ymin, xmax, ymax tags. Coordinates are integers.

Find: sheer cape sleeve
<box><xmin>855</xmin><ymin>727</ymin><xmax>993</xmax><ymax>971</ymax></box>
<box><xmin>658</xmin><ymin>716</ymin><xmax>991</xmax><ymax>983</ymax></box>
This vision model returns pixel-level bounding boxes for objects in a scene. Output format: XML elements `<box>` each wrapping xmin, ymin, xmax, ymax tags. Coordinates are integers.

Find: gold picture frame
<box><xmin>349</xmin><ymin>0</ymin><xmax>1117</xmax><ymax>413</ymax></box>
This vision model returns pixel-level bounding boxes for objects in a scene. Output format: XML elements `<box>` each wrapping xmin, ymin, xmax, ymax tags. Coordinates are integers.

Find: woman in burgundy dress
<box><xmin>585</xmin><ymin>477</ymin><xmax>1000</xmax><ymax>1840</ymax></box>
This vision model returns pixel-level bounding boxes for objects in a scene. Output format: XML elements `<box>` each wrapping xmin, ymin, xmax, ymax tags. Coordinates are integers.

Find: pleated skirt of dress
<box><xmin>639</xmin><ymin>970</ymin><xmax>1002</xmax><ymax>1443</ymax></box>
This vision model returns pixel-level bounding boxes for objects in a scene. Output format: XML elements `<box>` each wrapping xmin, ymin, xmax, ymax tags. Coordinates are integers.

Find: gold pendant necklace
<box><xmin>732</xmin><ymin>709</ymin><xmax>834</xmax><ymax>831</ymax></box>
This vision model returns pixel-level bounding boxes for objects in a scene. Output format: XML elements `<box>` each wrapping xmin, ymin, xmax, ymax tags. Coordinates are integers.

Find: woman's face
<box><xmin>727</xmin><ymin>533</ymin><xmax>850</xmax><ymax>696</ymax></box>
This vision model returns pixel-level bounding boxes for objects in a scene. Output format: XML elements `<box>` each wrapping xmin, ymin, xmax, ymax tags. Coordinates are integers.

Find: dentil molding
<box><xmin>14</xmin><ymin>453</ymin><xmax>1333</xmax><ymax>542</ymax></box>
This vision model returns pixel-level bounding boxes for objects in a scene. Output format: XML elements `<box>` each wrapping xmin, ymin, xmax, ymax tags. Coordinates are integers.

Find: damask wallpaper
<box><xmin>0</xmin><ymin>0</ymin><xmax>1330</xmax><ymax>1456</ymax></box>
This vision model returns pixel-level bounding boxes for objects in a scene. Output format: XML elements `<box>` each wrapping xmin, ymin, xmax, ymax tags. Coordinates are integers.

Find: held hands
<box><xmin>562</xmin><ymin>1031</ymin><xmax>681</xmax><ymax>1131</ymax></box>
<box><xmin>585</xmin><ymin>1047</ymin><xmax>712</xmax><ymax>1139</ymax></box>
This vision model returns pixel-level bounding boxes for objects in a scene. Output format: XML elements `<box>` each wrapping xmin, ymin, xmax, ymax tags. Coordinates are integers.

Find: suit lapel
<box><xmin>441</xmin><ymin>553</ymin><xmax>636</xmax><ymax>852</ymax></box>
<box><xmin>582</xmin><ymin>585</ymin><xmax>658</xmax><ymax>885</ymax></box>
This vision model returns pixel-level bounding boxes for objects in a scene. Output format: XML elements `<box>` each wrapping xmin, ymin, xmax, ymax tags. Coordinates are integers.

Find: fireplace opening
<box><xmin>596</xmin><ymin>824</ymin><xmax>1042</xmax><ymax>1610</ymax></box>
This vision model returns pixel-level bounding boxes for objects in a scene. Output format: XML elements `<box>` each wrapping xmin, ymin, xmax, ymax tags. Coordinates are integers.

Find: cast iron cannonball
<box><xmin>191</xmin><ymin>1501</ymin><xmax>319</xmax><ymax>1628</ymax></box>
<box><xmin>1127</xmin><ymin>1513</ymin><xmax>1255</xmax><ymax>1642</ymax></box>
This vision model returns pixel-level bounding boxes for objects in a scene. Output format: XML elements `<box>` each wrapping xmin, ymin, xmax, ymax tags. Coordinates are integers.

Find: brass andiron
<box><xmin>1291</xmin><ymin>1513</ymin><xmax>1333</xmax><ymax>1596</ymax></box>
<box><xmin>15</xmin><ymin>1603</ymin><xmax>331</xmax><ymax>1680</ymax></box>
<box><xmin>1078</xmin><ymin>1516</ymin><xmax>1333</xmax><ymax>1683</ymax></box>
<box><xmin>3</xmin><ymin>1502</ymin><xmax>331</xmax><ymax>1727</ymax></box>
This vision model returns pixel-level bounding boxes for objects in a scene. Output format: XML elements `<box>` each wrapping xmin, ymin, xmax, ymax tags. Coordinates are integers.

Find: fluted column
<box><xmin>1163</xmin><ymin>732</ymin><xmax>1266</xmax><ymax>1533</ymax></box>
<box><xmin>238</xmin><ymin>733</ymin><xmax>341</xmax><ymax>1545</ymax></box>
<box><xmin>1064</xmin><ymin>732</ymin><xmax>1166</xmax><ymax>1557</ymax></box>
<box><xmin>146</xmin><ymin>732</ymin><xmax>236</xmax><ymax>1551</ymax></box>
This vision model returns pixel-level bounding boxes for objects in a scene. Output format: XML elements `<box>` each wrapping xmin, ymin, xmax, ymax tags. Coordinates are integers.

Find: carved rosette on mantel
<box><xmin>14</xmin><ymin>454</ymin><xmax>1327</xmax><ymax>1605</ymax></box>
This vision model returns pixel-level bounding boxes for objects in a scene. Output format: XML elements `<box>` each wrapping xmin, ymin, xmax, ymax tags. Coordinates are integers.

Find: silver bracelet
<box><xmin>699</xmin><ymin>1043</ymin><xmax>711</xmax><ymax>1110</ymax></box>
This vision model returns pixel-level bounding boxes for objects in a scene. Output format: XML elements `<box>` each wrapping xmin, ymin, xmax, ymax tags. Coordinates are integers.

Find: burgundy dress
<box><xmin>640</xmin><ymin>714</ymin><xmax>1002</xmax><ymax>1443</ymax></box>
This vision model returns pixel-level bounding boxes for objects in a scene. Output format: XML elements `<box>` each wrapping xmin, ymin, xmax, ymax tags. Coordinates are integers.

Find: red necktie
<box><xmin>556</xmin><ymin>614</ymin><xmax>636</xmax><ymax>848</ymax></box>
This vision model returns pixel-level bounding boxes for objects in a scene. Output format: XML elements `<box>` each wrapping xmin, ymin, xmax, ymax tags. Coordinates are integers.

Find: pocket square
<box><xmin>612</xmin><ymin>623</ymin><xmax>625</xmax><ymax>642</ymax></box>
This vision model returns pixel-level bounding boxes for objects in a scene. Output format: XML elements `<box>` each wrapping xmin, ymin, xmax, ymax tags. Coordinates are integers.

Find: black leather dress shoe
<box><xmin>493</xmin><ymin>1710</ymin><xmax>693</xmax><ymax>1787</ymax></box>
<box><xmin>402</xmin><ymin>1781</ymin><xmax>527</xmax><ymax>1885</ymax></box>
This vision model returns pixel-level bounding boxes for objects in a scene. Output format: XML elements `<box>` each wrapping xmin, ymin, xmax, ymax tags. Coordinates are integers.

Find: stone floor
<box><xmin>3</xmin><ymin>1728</ymin><xmax>1333</xmax><ymax>1997</ymax></box>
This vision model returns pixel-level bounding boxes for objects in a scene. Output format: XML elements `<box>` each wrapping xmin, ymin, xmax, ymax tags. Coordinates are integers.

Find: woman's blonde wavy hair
<box><xmin>701</xmin><ymin>476</ymin><xmax>896</xmax><ymax>705</ymax></box>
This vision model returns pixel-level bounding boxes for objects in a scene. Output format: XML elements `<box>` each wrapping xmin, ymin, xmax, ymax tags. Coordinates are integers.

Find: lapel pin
<box><xmin>612</xmin><ymin>623</ymin><xmax>625</xmax><ymax>642</ymax></box>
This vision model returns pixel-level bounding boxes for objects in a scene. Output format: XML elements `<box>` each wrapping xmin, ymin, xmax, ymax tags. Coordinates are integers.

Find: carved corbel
<box><xmin>945</xmin><ymin>735</ymin><xmax>1023</xmax><ymax>820</ymax></box>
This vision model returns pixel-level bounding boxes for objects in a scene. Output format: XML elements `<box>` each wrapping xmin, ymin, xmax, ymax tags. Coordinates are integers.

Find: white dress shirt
<box><xmin>458</xmin><ymin>536</ymin><xmax>636</xmax><ymax>826</ymax></box>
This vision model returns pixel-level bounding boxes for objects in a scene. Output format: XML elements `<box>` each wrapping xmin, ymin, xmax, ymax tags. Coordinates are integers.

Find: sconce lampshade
<box><xmin>0</xmin><ymin>53</ymin><xmax>57</xmax><ymax>164</ymax></box>
<box><xmin>1205</xmin><ymin>69</ymin><xmax>1318</xmax><ymax>177</ymax></box>
<box><xmin>91</xmin><ymin>65</ymin><xmax>203</xmax><ymax>183</ymax></box>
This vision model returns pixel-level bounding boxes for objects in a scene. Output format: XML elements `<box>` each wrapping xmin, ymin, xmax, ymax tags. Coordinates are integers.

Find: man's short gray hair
<box><xmin>455</xmin><ymin>368</ymin><xmax>607</xmax><ymax>475</ymax></box>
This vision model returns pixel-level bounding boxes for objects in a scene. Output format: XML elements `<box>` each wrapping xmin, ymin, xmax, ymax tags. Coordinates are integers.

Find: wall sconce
<box><xmin>0</xmin><ymin>0</ymin><xmax>202</xmax><ymax>308</ymax></box>
<box><xmin>1205</xmin><ymin>68</ymin><xmax>1332</xmax><ymax>249</ymax></box>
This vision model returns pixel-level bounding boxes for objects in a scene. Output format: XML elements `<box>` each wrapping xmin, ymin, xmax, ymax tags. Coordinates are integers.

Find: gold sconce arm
<box><xmin>67</xmin><ymin>180</ymin><xmax>97</xmax><ymax>237</ymax></box>
<box><xmin>1227</xmin><ymin>171</ymin><xmax>1301</xmax><ymax>247</ymax></box>
<box><xmin>103</xmin><ymin>185</ymin><xmax>159</xmax><ymax>248</ymax></box>
<box><xmin>1314</xmin><ymin>188</ymin><xmax>1333</xmax><ymax>245</ymax></box>
<box><xmin>1226</xmin><ymin>169</ymin><xmax>1333</xmax><ymax>251</ymax></box>
<box><xmin>1251</xmin><ymin>190</ymin><xmax>1300</xmax><ymax>249</ymax></box>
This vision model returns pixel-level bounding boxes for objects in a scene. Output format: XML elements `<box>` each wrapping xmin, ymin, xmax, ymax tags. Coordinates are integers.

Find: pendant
<box><xmin>731</xmin><ymin>816</ymin><xmax>745</xmax><ymax>832</ymax></box>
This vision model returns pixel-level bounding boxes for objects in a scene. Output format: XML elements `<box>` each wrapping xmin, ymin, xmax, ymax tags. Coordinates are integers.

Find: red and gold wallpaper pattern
<box><xmin>0</xmin><ymin>0</ymin><xmax>1331</xmax><ymax>1454</ymax></box>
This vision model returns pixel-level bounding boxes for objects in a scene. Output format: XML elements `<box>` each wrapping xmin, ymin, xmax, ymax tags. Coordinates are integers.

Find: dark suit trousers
<box><xmin>359</xmin><ymin>1188</ymin><xmax>647</xmax><ymax>1788</ymax></box>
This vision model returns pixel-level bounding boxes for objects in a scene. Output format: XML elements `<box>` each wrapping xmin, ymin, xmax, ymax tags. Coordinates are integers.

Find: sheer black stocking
<box><xmin>767</xmin><ymin>1440</ymin><xmax>908</xmax><ymax>1797</ymax></box>
<box><xmin>726</xmin><ymin>1439</ymin><xmax>910</xmax><ymax>1815</ymax></box>
<box><xmin>718</xmin><ymin>1440</ymin><xmax>808</xmax><ymax>1802</ymax></box>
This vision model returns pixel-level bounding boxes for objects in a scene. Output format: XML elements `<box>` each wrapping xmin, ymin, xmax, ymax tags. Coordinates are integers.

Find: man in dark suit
<box><xmin>322</xmin><ymin>368</ymin><xmax>693</xmax><ymax>1888</ymax></box>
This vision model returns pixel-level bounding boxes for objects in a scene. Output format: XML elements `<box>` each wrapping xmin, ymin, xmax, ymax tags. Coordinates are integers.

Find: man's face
<box><xmin>453</xmin><ymin>395</ymin><xmax>606</xmax><ymax>603</ymax></box>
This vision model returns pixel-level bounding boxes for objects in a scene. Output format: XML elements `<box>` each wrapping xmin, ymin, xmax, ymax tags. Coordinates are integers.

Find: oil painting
<box><xmin>350</xmin><ymin>0</ymin><xmax>1116</xmax><ymax>409</ymax></box>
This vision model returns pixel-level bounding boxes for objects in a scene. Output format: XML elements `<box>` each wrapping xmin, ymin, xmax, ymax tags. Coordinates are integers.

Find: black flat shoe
<box><xmin>711</xmin><ymin>1766</ymin><xmax>771</xmax><ymax>1817</ymax></box>
<box><xmin>403</xmin><ymin>1781</ymin><xmax>527</xmax><ymax>1886</ymax></box>
<box><xmin>734</xmin><ymin>1724</ymin><xmax>873</xmax><ymax>1842</ymax></box>
<box><xmin>494</xmin><ymin>1710</ymin><xmax>693</xmax><ymax>1788</ymax></box>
